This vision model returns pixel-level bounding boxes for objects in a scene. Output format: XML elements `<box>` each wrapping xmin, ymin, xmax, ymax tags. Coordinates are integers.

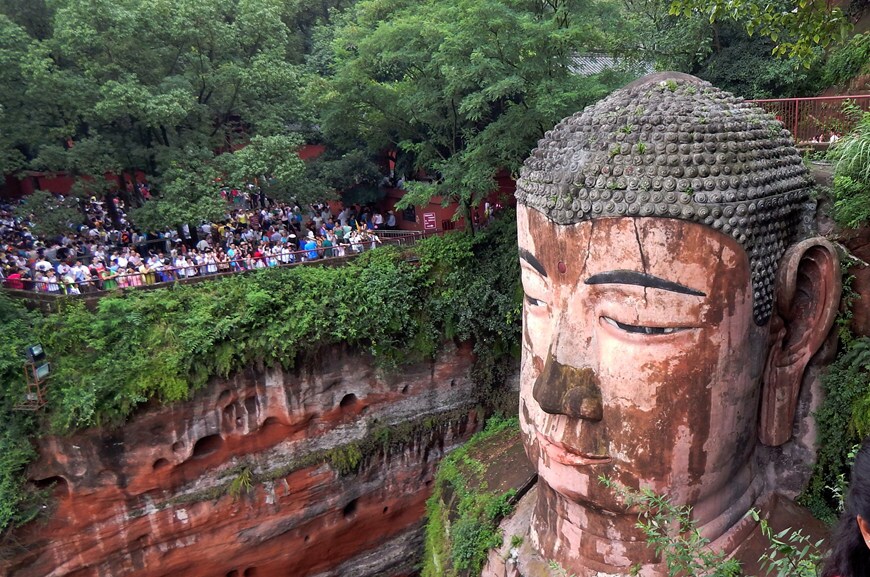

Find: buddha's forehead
<box><xmin>518</xmin><ymin>205</ymin><xmax>747</xmax><ymax>297</ymax></box>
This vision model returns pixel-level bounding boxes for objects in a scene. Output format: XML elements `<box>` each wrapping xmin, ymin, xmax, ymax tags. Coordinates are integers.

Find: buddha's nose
<box><xmin>532</xmin><ymin>353</ymin><xmax>603</xmax><ymax>420</ymax></box>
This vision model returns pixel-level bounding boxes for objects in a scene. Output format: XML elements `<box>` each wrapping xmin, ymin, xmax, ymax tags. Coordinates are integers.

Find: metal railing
<box><xmin>4</xmin><ymin>230</ymin><xmax>441</xmax><ymax>296</ymax></box>
<box><xmin>748</xmin><ymin>95</ymin><xmax>870</xmax><ymax>143</ymax></box>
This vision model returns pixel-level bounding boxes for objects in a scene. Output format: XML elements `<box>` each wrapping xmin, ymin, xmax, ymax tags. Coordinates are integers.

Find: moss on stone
<box><xmin>422</xmin><ymin>416</ymin><xmax>522</xmax><ymax>577</ymax></box>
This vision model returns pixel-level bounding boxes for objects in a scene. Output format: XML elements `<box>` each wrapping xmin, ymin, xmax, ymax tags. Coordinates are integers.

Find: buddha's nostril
<box><xmin>532</xmin><ymin>355</ymin><xmax>603</xmax><ymax>421</ymax></box>
<box><xmin>564</xmin><ymin>385</ymin><xmax>603</xmax><ymax>421</ymax></box>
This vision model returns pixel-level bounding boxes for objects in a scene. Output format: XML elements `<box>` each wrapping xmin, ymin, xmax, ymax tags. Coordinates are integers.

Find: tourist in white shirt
<box><xmin>34</xmin><ymin>258</ymin><xmax>52</xmax><ymax>273</ymax></box>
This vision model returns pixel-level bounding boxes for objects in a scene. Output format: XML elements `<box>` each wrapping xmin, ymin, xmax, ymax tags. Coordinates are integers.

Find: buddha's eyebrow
<box><xmin>585</xmin><ymin>270</ymin><xmax>705</xmax><ymax>296</ymax></box>
<box><xmin>519</xmin><ymin>248</ymin><xmax>547</xmax><ymax>278</ymax></box>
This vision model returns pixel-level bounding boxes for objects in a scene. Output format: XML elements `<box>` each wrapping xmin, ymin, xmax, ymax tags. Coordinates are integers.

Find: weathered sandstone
<box><xmin>3</xmin><ymin>343</ymin><xmax>485</xmax><ymax>577</ymax></box>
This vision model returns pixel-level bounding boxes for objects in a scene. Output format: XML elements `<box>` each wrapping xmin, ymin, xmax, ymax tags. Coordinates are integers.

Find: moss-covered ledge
<box><xmin>422</xmin><ymin>417</ymin><xmax>536</xmax><ymax>577</ymax></box>
<box><xmin>158</xmin><ymin>407</ymin><xmax>476</xmax><ymax>509</ymax></box>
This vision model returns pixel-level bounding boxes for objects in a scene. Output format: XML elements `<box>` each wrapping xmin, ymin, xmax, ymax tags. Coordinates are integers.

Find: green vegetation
<box><xmin>616</xmin><ymin>1</ymin><xmax>867</xmax><ymax>100</ymax></box>
<box><xmin>321</xmin><ymin>0</ymin><xmax>634</xmax><ymax>221</ymax></box>
<box><xmin>0</xmin><ymin>294</ymin><xmax>45</xmax><ymax>534</ymax></box>
<box><xmin>749</xmin><ymin>509</ymin><xmax>824</xmax><ymax>577</ymax></box>
<box><xmin>829</xmin><ymin>105</ymin><xmax>870</xmax><ymax>230</ymax></box>
<box><xmin>823</xmin><ymin>32</ymin><xmax>870</xmax><ymax>89</ymax></box>
<box><xmin>422</xmin><ymin>416</ymin><xmax>519</xmax><ymax>577</ymax></box>
<box><xmin>795</xmin><ymin>105</ymin><xmax>870</xmax><ymax>523</ymax></box>
<box><xmin>602</xmin><ymin>477</ymin><xmax>824</xmax><ymax>576</ymax></box>
<box><xmin>547</xmin><ymin>560</ymin><xmax>577</xmax><ymax>577</ymax></box>
<box><xmin>800</xmin><ymin>113</ymin><xmax>870</xmax><ymax>522</ymax></box>
<box><xmin>2</xmin><ymin>0</ymin><xmax>863</xmax><ymax>224</ymax></box>
<box><xmin>799</xmin><ymin>236</ymin><xmax>867</xmax><ymax>527</ymax></box>
<box><xmin>0</xmin><ymin>216</ymin><xmax>522</xmax><ymax>533</ymax></box>
<box><xmin>667</xmin><ymin>0</ymin><xmax>851</xmax><ymax>65</ymax></box>
<box><xmin>228</xmin><ymin>466</ymin><xmax>253</xmax><ymax>499</ymax></box>
<box><xmin>0</xmin><ymin>0</ymin><xmax>327</xmax><ymax>228</ymax></box>
<box><xmin>12</xmin><ymin>191</ymin><xmax>82</xmax><ymax>239</ymax></box>
<box><xmin>801</xmin><ymin>336</ymin><xmax>870</xmax><ymax>523</ymax></box>
<box><xmin>689</xmin><ymin>22</ymin><xmax>824</xmax><ymax>99</ymax></box>
<box><xmin>600</xmin><ymin>476</ymin><xmax>742</xmax><ymax>576</ymax></box>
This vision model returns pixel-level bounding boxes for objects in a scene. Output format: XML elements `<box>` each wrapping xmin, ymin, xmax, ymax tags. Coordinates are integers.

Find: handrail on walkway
<box><xmin>3</xmin><ymin>229</ymin><xmax>447</xmax><ymax>298</ymax></box>
<box><xmin>748</xmin><ymin>94</ymin><xmax>870</xmax><ymax>144</ymax></box>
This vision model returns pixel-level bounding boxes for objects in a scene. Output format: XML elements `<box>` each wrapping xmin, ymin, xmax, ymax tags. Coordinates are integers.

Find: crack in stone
<box><xmin>581</xmin><ymin>220</ymin><xmax>595</xmax><ymax>276</ymax></box>
<box><xmin>632</xmin><ymin>219</ymin><xmax>649</xmax><ymax>303</ymax></box>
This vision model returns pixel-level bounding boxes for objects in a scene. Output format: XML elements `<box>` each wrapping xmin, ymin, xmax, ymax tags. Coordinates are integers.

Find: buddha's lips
<box><xmin>537</xmin><ymin>432</ymin><xmax>611</xmax><ymax>466</ymax></box>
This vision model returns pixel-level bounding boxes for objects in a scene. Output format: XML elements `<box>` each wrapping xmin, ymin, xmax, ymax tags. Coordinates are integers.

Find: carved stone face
<box><xmin>518</xmin><ymin>204</ymin><xmax>770</xmax><ymax>515</ymax></box>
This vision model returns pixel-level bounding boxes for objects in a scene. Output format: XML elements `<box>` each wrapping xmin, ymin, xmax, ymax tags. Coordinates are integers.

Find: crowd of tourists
<box><xmin>0</xmin><ymin>193</ymin><xmax>402</xmax><ymax>294</ymax></box>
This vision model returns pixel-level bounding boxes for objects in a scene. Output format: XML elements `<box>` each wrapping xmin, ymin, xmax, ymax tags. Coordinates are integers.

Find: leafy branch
<box><xmin>598</xmin><ymin>476</ymin><xmax>741</xmax><ymax>577</ymax></box>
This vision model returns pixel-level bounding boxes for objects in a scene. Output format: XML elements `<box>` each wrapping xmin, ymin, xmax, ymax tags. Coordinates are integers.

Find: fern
<box><xmin>228</xmin><ymin>467</ymin><xmax>253</xmax><ymax>498</ymax></box>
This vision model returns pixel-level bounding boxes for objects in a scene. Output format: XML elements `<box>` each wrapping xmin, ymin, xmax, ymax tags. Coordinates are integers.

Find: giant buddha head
<box><xmin>515</xmin><ymin>73</ymin><xmax>840</xmax><ymax>575</ymax></box>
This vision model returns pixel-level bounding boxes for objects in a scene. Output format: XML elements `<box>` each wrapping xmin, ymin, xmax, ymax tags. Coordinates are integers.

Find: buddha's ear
<box><xmin>760</xmin><ymin>237</ymin><xmax>841</xmax><ymax>447</ymax></box>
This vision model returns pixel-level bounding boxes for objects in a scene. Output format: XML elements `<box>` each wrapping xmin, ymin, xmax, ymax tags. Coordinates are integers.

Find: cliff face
<box><xmin>3</xmin><ymin>343</ymin><xmax>483</xmax><ymax>577</ymax></box>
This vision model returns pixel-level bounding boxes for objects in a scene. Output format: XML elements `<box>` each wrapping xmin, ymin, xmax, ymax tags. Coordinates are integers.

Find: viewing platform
<box><xmin>2</xmin><ymin>229</ymin><xmax>447</xmax><ymax>313</ymax></box>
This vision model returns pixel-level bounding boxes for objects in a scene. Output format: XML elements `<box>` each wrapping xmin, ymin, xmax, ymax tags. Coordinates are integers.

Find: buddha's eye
<box><xmin>602</xmin><ymin>316</ymin><xmax>687</xmax><ymax>335</ymax></box>
<box><xmin>525</xmin><ymin>294</ymin><xmax>546</xmax><ymax>307</ymax></box>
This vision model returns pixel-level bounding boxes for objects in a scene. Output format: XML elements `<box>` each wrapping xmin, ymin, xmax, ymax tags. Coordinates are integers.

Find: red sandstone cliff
<box><xmin>2</xmin><ymin>343</ymin><xmax>486</xmax><ymax>577</ymax></box>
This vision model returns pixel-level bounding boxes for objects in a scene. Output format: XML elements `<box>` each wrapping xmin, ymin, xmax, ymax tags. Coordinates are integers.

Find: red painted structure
<box><xmin>298</xmin><ymin>143</ymin><xmax>326</xmax><ymax>161</ymax></box>
<box><xmin>749</xmin><ymin>94</ymin><xmax>870</xmax><ymax>143</ymax></box>
<box><xmin>3</xmin><ymin>171</ymin><xmax>147</xmax><ymax>199</ymax></box>
<box><xmin>2</xmin><ymin>140</ymin><xmax>516</xmax><ymax>234</ymax></box>
<box><xmin>380</xmin><ymin>169</ymin><xmax>516</xmax><ymax>232</ymax></box>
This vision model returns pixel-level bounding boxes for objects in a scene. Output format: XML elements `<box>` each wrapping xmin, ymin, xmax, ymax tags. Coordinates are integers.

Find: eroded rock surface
<box><xmin>3</xmin><ymin>343</ymin><xmax>485</xmax><ymax>577</ymax></box>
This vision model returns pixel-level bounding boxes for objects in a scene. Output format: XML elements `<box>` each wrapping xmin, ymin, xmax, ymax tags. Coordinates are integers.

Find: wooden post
<box><xmin>793</xmin><ymin>99</ymin><xmax>800</xmax><ymax>141</ymax></box>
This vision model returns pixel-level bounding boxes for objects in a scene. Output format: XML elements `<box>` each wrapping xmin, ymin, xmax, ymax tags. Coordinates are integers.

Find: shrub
<box><xmin>801</xmin><ymin>336</ymin><xmax>870</xmax><ymax>522</ymax></box>
<box><xmin>823</xmin><ymin>33</ymin><xmax>870</xmax><ymax>88</ymax></box>
<box><xmin>828</xmin><ymin>106</ymin><xmax>870</xmax><ymax>229</ymax></box>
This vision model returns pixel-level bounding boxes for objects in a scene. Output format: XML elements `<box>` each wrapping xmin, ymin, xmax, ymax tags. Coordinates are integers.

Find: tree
<box><xmin>614</xmin><ymin>0</ymin><xmax>714</xmax><ymax>72</ymax></box>
<box><xmin>0</xmin><ymin>0</ymin><xmax>316</xmax><ymax>230</ymax></box>
<box><xmin>216</xmin><ymin>134</ymin><xmax>311</xmax><ymax>205</ymax></box>
<box><xmin>322</xmin><ymin>0</ymin><xmax>636</xmax><ymax>222</ymax></box>
<box><xmin>0</xmin><ymin>0</ymin><xmax>50</xmax><ymax>39</ymax></box>
<box><xmin>667</xmin><ymin>0</ymin><xmax>852</xmax><ymax>66</ymax></box>
<box><xmin>0</xmin><ymin>15</ymin><xmax>42</xmax><ymax>175</ymax></box>
<box><xmin>12</xmin><ymin>191</ymin><xmax>83</xmax><ymax>239</ymax></box>
<box><xmin>613</xmin><ymin>0</ymin><xmax>838</xmax><ymax>99</ymax></box>
<box><xmin>690</xmin><ymin>21</ymin><xmax>823</xmax><ymax>98</ymax></box>
<box><xmin>128</xmin><ymin>147</ymin><xmax>226</xmax><ymax>232</ymax></box>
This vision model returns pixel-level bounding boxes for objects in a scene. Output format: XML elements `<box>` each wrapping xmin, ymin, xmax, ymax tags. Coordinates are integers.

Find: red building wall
<box><xmin>379</xmin><ymin>170</ymin><xmax>517</xmax><ymax>232</ymax></box>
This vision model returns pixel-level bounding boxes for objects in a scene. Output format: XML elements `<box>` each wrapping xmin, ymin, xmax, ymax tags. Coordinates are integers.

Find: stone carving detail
<box><xmin>503</xmin><ymin>73</ymin><xmax>842</xmax><ymax>577</ymax></box>
<box><xmin>516</xmin><ymin>72</ymin><xmax>814</xmax><ymax>324</ymax></box>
